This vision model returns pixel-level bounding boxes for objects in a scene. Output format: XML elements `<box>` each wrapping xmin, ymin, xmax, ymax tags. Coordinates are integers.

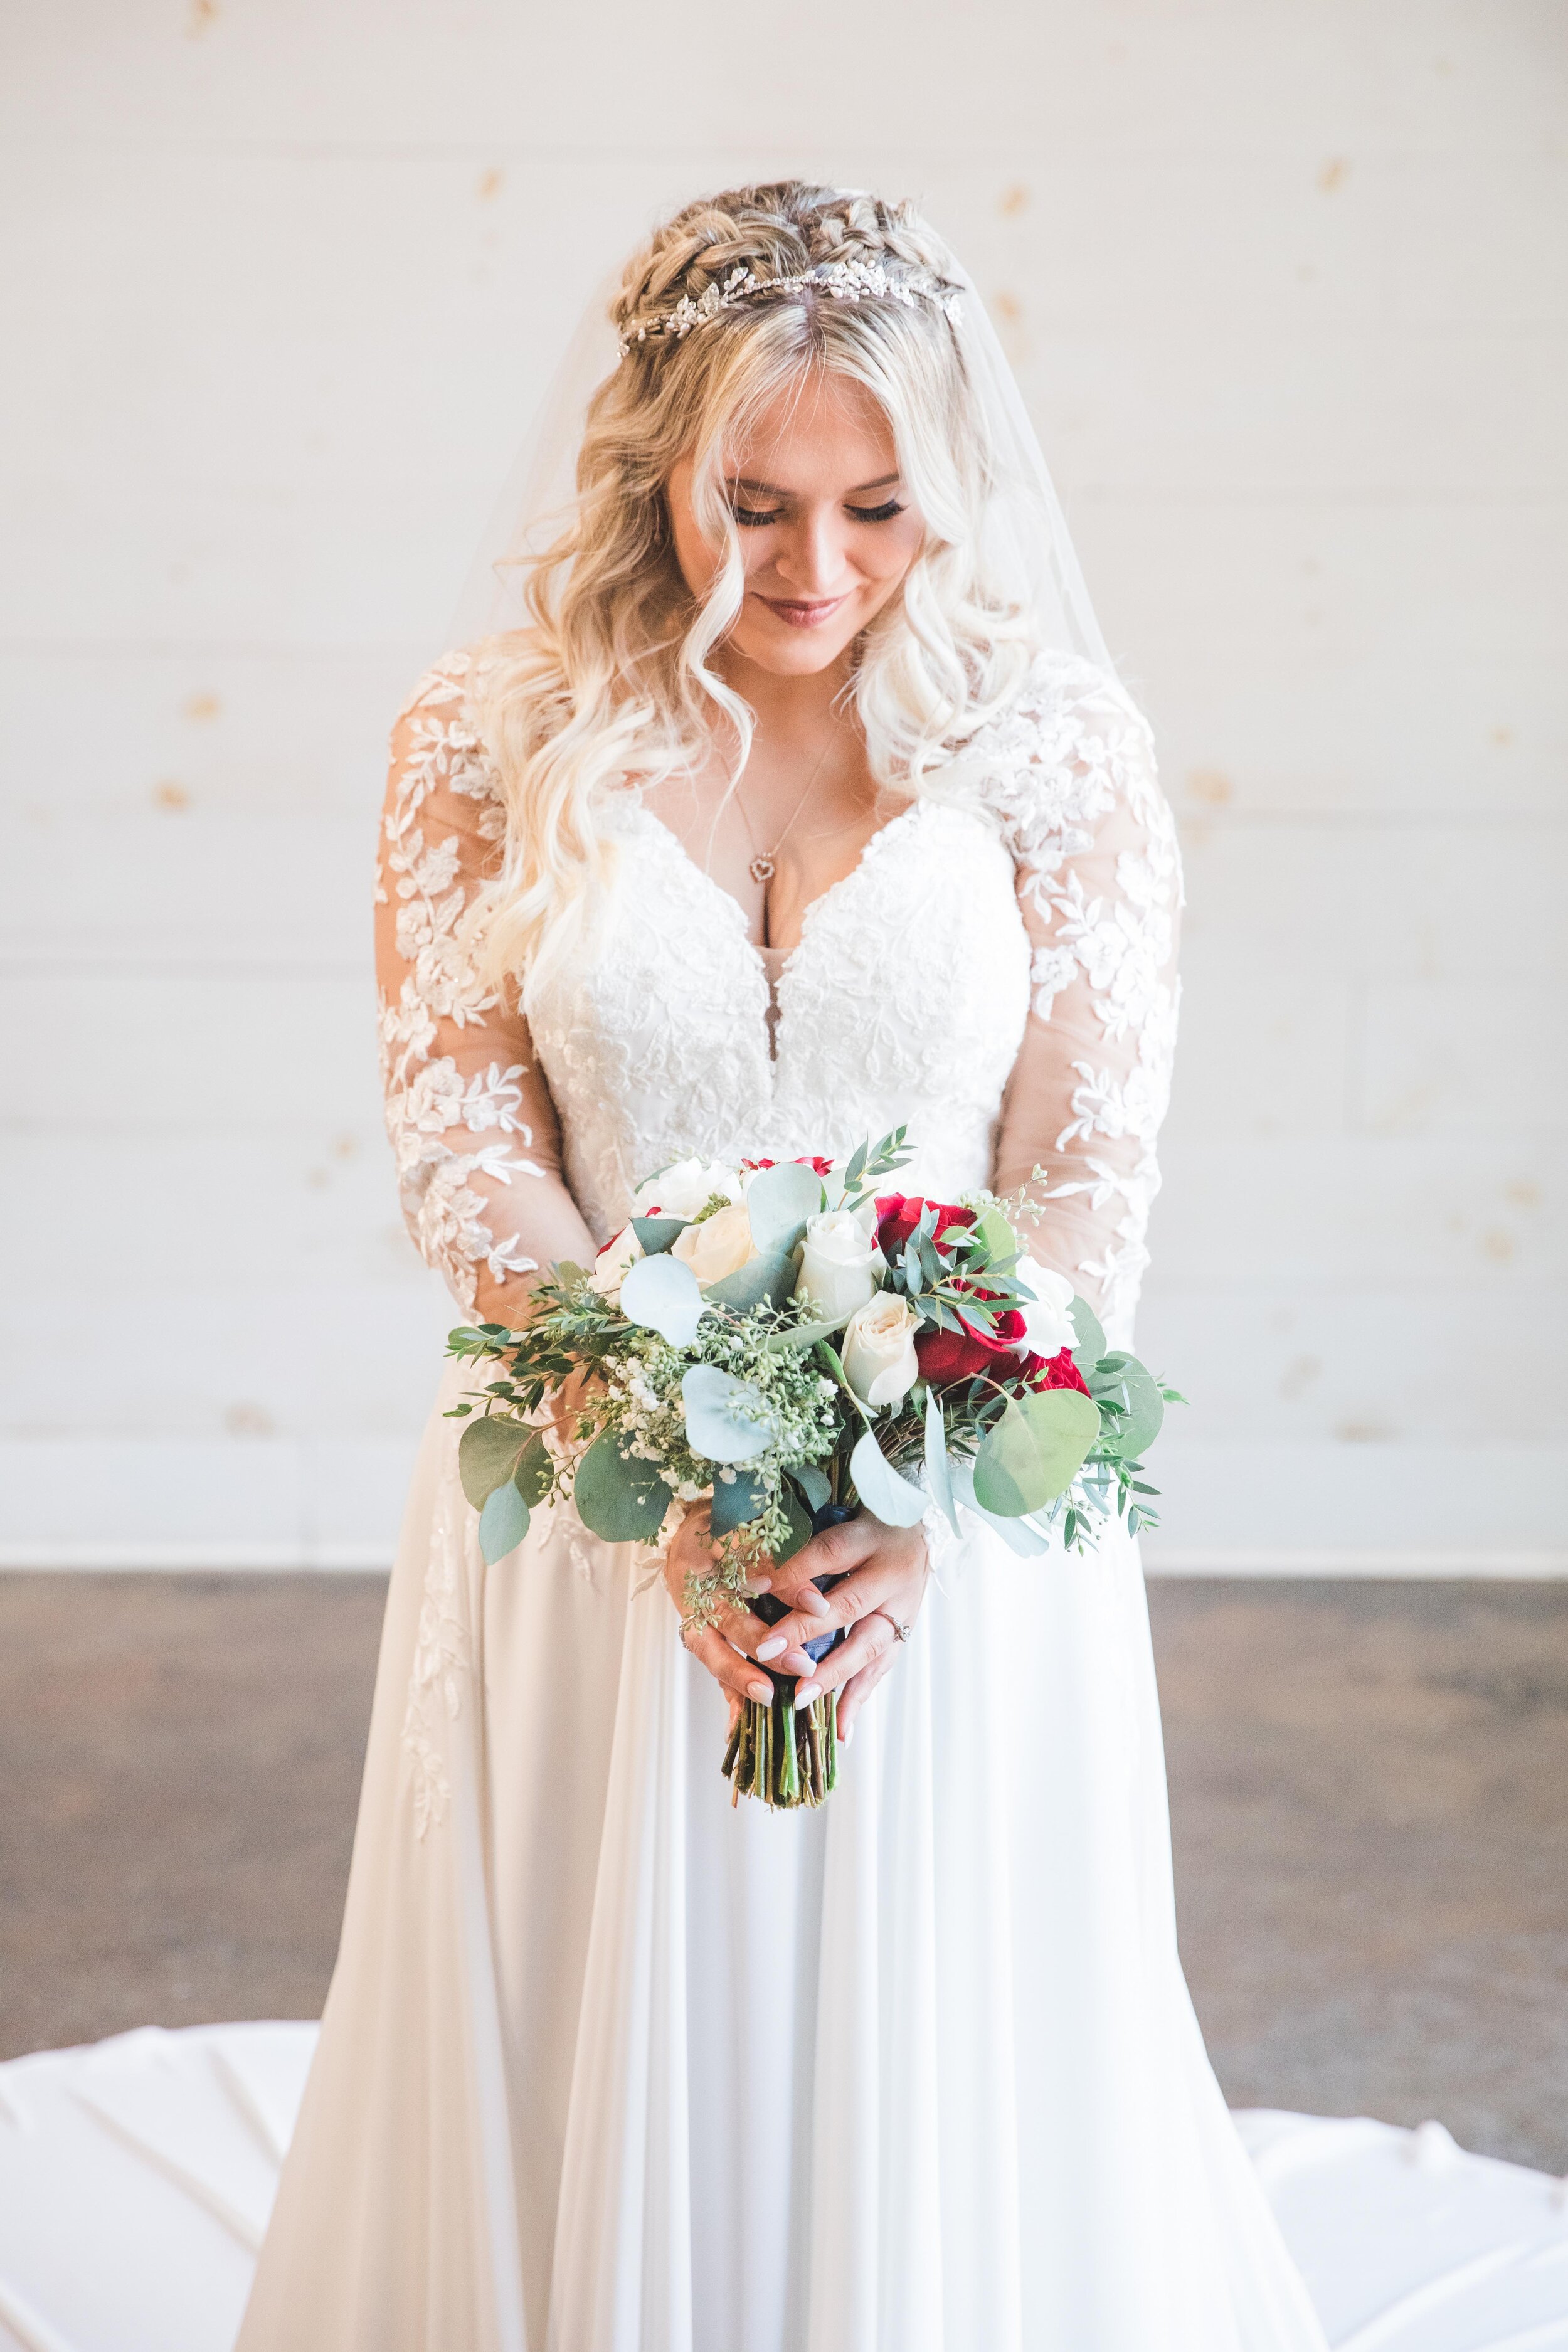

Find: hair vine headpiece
<box><xmin>617</xmin><ymin>253</ymin><xmax>963</xmax><ymax>360</ymax></box>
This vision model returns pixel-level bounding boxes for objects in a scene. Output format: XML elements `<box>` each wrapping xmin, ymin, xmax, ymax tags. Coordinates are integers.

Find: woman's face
<box><xmin>665</xmin><ymin>369</ymin><xmax>925</xmax><ymax>679</ymax></box>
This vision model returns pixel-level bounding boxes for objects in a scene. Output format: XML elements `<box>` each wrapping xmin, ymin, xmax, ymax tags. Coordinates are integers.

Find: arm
<box><xmin>374</xmin><ymin>654</ymin><xmax>595</xmax><ymax>1324</ymax></box>
<box><xmin>989</xmin><ymin>668</ymin><xmax>1182</xmax><ymax>1342</ymax></box>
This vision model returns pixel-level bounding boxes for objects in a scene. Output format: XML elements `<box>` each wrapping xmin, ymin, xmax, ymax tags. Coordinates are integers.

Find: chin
<box><xmin>730</xmin><ymin>617</ymin><xmax>864</xmax><ymax>677</ymax></box>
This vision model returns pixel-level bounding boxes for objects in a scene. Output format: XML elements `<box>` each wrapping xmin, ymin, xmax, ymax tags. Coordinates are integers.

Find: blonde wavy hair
<box><xmin>471</xmin><ymin>181</ymin><xmax>1045</xmax><ymax>994</ymax></box>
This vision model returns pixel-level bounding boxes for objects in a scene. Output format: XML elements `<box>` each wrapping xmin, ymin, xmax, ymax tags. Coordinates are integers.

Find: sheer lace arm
<box><xmin>986</xmin><ymin>664</ymin><xmax>1182</xmax><ymax>1341</ymax></box>
<box><xmin>374</xmin><ymin>651</ymin><xmax>595</xmax><ymax>1322</ymax></box>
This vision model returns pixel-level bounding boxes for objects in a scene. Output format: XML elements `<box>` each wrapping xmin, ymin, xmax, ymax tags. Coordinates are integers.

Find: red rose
<box><xmin>874</xmin><ymin>1193</ymin><xmax>975</xmax><ymax>1260</ymax></box>
<box><xmin>742</xmin><ymin>1155</ymin><xmax>835</xmax><ymax>1175</ymax></box>
<box><xmin>1021</xmin><ymin>1347</ymin><xmax>1091</xmax><ymax>1397</ymax></box>
<box><xmin>916</xmin><ymin>1305</ymin><xmax>1027</xmax><ymax>1388</ymax></box>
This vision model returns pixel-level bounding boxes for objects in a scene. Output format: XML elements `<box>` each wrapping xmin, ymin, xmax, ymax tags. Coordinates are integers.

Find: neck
<box><xmin>715</xmin><ymin>646</ymin><xmax>853</xmax><ymax>749</ymax></box>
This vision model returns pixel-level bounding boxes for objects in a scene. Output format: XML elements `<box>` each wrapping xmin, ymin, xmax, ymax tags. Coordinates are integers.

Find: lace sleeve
<box><xmin>374</xmin><ymin>650</ymin><xmax>595</xmax><ymax>1320</ymax></box>
<box><xmin>984</xmin><ymin>662</ymin><xmax>1183</xmax><ymax>1341</ymax></box>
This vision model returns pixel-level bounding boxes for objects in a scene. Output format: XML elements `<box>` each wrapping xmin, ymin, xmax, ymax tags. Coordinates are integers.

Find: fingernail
<box><xmin>748</xmin><ymin>1679</ymin><xmax>773</xmax><ymax>1703</ymax></box>
<box><xmin>755</xmin><ymin>1636</ymin><xmax>787</xmax><ymax>1662</ymax></box>
<box><xmin>746</xmin><ymin>1575</ymin><xmax>773</xmax><ymax>1593</ymax></box>
<box><xmin>798</xmin><ymin>1589</ymin><xmax>829</xmax><ymax>1616</ymax></box>
<box><xmin>796</xmin><ymin>1680</ymin><xmax>820</xmax><ymax>1705</ymax></box>
<box><xmin>840</xmin><ymin>1722</ymin><xmax>854</xmax><ymax>1747</ymax></box>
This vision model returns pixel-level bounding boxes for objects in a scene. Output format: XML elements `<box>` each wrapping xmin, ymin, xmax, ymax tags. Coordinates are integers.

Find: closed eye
<box><xmin>845</xmin><ymin>497</ymin><xmax>907</xmax><ymax>523</ymax></box>
<box><xmin>731</xmin><ymin>504</ymin><xmax>784</xmax><ymax>528</ymax></box>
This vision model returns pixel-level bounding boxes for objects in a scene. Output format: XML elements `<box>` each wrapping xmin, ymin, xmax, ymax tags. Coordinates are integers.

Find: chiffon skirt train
<box><xmin>236</xmin><ymin>1358</ymin><xmax>1327</xmax><ymax>2352</ymax></box>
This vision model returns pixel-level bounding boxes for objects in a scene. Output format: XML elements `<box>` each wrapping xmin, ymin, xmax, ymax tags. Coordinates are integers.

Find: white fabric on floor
<box><xmin>0</xmin><ymin>2025</ymin><xmax>1563</xmax><ymax>2352</ymax></box>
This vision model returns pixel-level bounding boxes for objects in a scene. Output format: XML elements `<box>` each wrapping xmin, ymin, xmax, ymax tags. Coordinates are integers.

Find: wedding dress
<box><xmin>236</xmin><ymin>642</ymin><xmax>1328</xmax><ymax>2352</ymax></box>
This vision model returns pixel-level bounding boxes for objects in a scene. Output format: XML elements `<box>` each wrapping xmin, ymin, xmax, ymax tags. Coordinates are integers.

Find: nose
<box><xmin>771</xmin><ymin>504</ymin><xmax>852</xmax><ymax>598</ymax></box>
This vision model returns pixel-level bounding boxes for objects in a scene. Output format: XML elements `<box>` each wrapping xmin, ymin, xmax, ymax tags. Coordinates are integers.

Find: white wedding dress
<box><xmin>236</xmin><ymin>647</ymin><xmax>1328</xmax><ymax>2351</ymax></box>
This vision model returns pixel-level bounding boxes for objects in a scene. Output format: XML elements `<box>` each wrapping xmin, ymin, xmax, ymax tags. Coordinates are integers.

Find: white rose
<box><xmin>1014</xmin><ymin>1256</ymin><xmax>1078</xmax><ymax>1357</ymax></box>
<box><xmin>632</xmin><ymin>1157</ymin><xmax>742</xmax><ymax>1221</ymax></box>
<box><xmin>841</xmin><ymin>1292</ymin><xmax>921</xmax><ymax>1410</ymax></box>
<box><xmin>672</xmin><ymin>1202</ymin><xmax>757</xmax><ymax>1288</ymax></box>
<box><xmin>589</xmin><ymin>1223</ymin><xmax>642</xmax><ymax>1298</ymax></box>
<box><xmin>792</xmin><ymin>1209</ymin><xmax>884</xmax><ymax>1327</ymax></box>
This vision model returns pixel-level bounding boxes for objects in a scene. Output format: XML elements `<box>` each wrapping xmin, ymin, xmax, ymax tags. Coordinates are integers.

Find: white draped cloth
<box><xmin>3</xmin><ymin>2022</ymin><xmax>1565</xmax><ymax>2351</ymax></box>
<box><xmin>235</xmin><ymin>647</ymin><xmax>1330</xmax><ymax>2349</ymax></box>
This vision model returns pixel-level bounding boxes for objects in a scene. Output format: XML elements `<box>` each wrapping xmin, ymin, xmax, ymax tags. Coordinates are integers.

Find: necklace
<box><xmin>735</xmin><ymin>722</ymin><xmax>840</xmax><ymax>885</ymax></box>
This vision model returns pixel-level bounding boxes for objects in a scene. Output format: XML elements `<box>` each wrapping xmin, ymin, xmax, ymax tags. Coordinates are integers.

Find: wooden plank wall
<box><xmin>2</xmin><ymin>1</ymin><xmax>1562</xmax><ymax>1565</ymax></box>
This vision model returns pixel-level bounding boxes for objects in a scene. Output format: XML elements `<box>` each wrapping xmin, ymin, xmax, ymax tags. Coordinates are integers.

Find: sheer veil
<box><xmin>445</xmin><ymin>203</ymin><xmax>1112</xmax><ymax>674</ymax></box>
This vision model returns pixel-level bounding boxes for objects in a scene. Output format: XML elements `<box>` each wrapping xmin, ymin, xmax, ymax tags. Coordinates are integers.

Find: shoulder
<box><xmin>388</xmin><ymin>639</ymin><xmax>523</xmax><ymax>814</ymax></box>
<box><xmin>950</xmin><ymin>652</ymin><xmax>1160</xmax><ymax>867</ymax></box>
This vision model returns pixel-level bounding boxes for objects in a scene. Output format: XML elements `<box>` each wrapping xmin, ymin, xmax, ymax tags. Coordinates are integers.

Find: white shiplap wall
<box><xmin>2</xmin><ymin>1</ymin><xmax>1563</xmax><ymax>1567</ymax></box>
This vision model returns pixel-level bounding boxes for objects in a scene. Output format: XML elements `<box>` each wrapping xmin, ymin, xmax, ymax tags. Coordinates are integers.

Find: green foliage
<box><xmin>630</xmin><ymin>1216</ymin><xmax>687</xmax><ymax>1254</ymax></box>
<box><xmin>972</xmin><ymin>1389</ymin><xmax>1101</xmax><ymax>1516</ymax></box>
<box><xmin>573</xmin><ymin>1431</ymin><xmax>670</xmax><ymax>1542</ymax></box>
<box><xmin>745</xmin><ymin>1162</ymin><xmax>822</xmax><ymax>1255</ymax></box>
<box><xmin>710</xmin><ymin>1466</ymin><xmax>769</xmax><ymax>1535</ymax></box>
<box><xmin>1091</xmin><ymin>1355</ymin><xmax>1165</xmax><ymax>1459</ymax></box>
<box><xmin>705</xmin><ymin>1250</ymin><xmax>796</xmax><ymax>1311</ymax></box>
<box><xmin>1068</xmin><ymin>1295</ymin><xmax>1106</xmax><ymax>1370</ymax></box>
<box><xmin>775</xmin><ymin>1481</ymin><xmax>815</xmax><ymax>1561</ymax></box>
<box><xmin>479</xmin><ymin>1481</ymin><xmax>530</xmax><ymax>1563</ymax></box>
<box><xmin>458</xmin><ymin>1416</ymin><xmax>534</xmax><ymax>1510</ymax></box>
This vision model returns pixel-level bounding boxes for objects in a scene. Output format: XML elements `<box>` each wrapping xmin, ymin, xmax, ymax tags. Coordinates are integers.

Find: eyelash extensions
<box><xmin>731</xmin><ymin>497</ymin><xmax>908</xmax><ymax>529</ymax></box>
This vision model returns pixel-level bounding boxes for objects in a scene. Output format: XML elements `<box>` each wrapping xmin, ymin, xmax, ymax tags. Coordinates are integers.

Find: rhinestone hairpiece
<box><xmin>618</xmin><ymin>255</ymin><xmax>963</xmax><ymax>359</ymax></box>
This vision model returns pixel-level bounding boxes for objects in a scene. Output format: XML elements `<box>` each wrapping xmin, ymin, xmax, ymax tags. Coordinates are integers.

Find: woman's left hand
<box><xmin>757</xmin><ymin>1514</ymin><xmax>930</xmax><ymax>1743</ymax></box>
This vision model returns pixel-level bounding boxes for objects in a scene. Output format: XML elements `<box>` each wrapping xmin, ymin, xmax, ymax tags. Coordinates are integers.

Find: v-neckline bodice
<box><xmin>624</xmin><ymin>798</ymin><xmax>927</xmax><ymax>977</ymax></box>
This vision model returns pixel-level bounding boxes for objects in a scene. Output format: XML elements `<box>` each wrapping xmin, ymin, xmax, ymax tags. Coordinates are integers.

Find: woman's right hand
<box><xmin>665</xmin><ymin>1502</ymin><xmax>823</xmax><ymax>1722</ymax></box>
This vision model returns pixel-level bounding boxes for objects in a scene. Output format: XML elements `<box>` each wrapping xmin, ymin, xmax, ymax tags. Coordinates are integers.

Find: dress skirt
<box><xmin>237</xmin><ymin>1355</ymin><xmax>1327</xmax><ymax>2352</ymax></box>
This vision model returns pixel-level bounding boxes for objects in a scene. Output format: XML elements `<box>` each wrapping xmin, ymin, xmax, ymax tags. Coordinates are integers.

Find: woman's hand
<box><xmin>666</xmin><ymin>1503</ymin><xmax>929</xmax><ymax>1742</ymax></box>
<box><xmin>664</xmin><ymin>1503</ymin><xmax>786</xmax><ymax>1720</ymax></box>
<box><xmin>759</xmin><ymin>1514</ymin><xmax>930</xmax><ymax>1742</ymax></box>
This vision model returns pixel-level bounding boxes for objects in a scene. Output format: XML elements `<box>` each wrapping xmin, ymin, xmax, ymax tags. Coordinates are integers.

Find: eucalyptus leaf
<box><xmin>745</xmin><ymin>1161</ymin><xmax>823</xmax><ymax>1255</ymax></box>
<box><xmin>973</xmin><ymin>1204</ymin><xmax>1018</xmax><ymax>1264</ymax></box>
<box><xmin>1099</xmin><ymin>1360</ymin><xmax>1164</xmax><ymax>1459</ymax></box>
<box><xmin>630</xmin><ymin>1215</ymin><xmax>688</xmax><ymax>1255</ymax></box>
<box><xmin>553</xmin><ymin>1261</ymin><xmax>588</xmax><ymax>1290</ymax></box>
<box><xmin>458</xmin><ymin>1414</ymin><xmax>532</xmax><ymax>1509</ymax></box>
<box><xmin>949</xmin><ymin>1459</ymin><xmax>1054</xmax><ymax>1555</ymax></box>
<box><xmin>848</xmin><ymin>1428</ymin><xmax>928</xmax><ymax>1528</ymax></box>
<box><xmin>705</xmin><ymin>1250</ymin><xmax>795</xmax><ymax>1312</ymax></box>
<box><xmin>513</xmin><ymin>1428</ymin><xmax>554</xmax><ymax>1507</ymax></box>
<box><xmin>790</xmin><ymin>1463</ymin><xmax>831</xmax><ymax>1514</ymax></box>
<box><xmin>1068</xmin><ymin>1294</ymin><xmax>1106</xmax><ymax>1371</ymax></box>
<box><xmin>681</xmin><ymin>1364</ymin><xmax>774</xmax><ymax>1464</ymax></box>
<box><xmin>923</xmin><ymin>1384</ymin><xmax>960</xmax><ymax>1537</ymax></box>
<box><xmin>478</xmin><ymin>1480</ymin><xmax>531</xmax><ymax>1564</ymax></box>
<box><xmin>763</xmin><ymin>1313</ymin><xmax>846</xmax><ymax>1352</ymax></box>
<box><xmin>619</xmin><ymin>1251</ymin><xmax>706</xmax><ymax>1345</ymax></box>
<box><xmin>774</xmin><ymin>1481</ymin><xmax>815</xmax><ymax>1563</ymax></box>
<box><xmin>572</xmin><ymin>1430</ymin><xmax>670</xmax><ymax>1542</ymax></box>
<box><xmin>710</xmin><ymin>1466</ymin><xmax>769</xmax><ymax>1535</ymax></box>
<box><xmin>973</xmin><ymin>1388</ymin><xmax>1101</xmax><ymax>1517</ymax></box>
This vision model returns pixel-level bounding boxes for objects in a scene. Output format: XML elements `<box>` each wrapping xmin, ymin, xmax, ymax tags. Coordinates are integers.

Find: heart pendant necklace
<box><xmin>739</xmin><ymin>720</ymin><xmax>840</xmax><ymax>887</ymax></box>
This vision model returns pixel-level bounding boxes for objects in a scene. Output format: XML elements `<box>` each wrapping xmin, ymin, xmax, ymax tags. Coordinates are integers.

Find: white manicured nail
<box><xmin>798</xmin><ymin>1589</ymin><xmax>829</xmax><ymax>1616</ymax></box>
<box><xmin>839</xmin><ymin>1722</ymin><xmax>854</xmax><ymax>1746</ymax></box>
<box><xmin>755</xmin><ymin>1636</ymin><xmax>787</xmax><ymax>1662</ymax></box>
<box><xmin>796</xmin><ymin>1681</ymin><xmax>820</xmax><ymax>1705</ymax></box>
<box><xmin>748</xmin><ymin>1679</ymin><xmax>773</xmax><ymax>1703</ymax></box>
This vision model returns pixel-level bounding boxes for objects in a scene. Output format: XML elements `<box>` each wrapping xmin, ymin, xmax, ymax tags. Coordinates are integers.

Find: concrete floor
<box><xmin>1</xmin><ymin>1574</ymin><xmax>1564</xmax><ymax>2170</ymax></box>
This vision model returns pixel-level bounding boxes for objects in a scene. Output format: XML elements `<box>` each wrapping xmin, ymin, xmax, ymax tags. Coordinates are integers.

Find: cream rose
<box><xmin>588</xmin><ymin>1222</ymin><xmax>642</xmax><ymax>1298</ymax></box>
<box><xmin>672</xmin><ymin>1202</ymin><xmax>756</xmax><ymax>1288</ymax></box>
<box><xmin>840</xmin><ymin>1291</ymin><xmax>921</xmax><ymax>1410</ymax></box>
<box><xmin>632</xmin><ymin>1157</ymin><xmax>742</xmax><ymax>1221</ymax></box>
<box><xmin>1014</xmin><ymin>1257</ymin><xmax>1078</xmax><ymax>1357</ymax></box>
<box><xmin>792</xmin><ymin>1209</ymin><xmax>883</xmax><ymax>1327</ymax></box>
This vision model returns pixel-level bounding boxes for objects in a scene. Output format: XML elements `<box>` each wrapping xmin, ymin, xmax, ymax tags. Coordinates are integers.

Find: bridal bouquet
<box><xmin>447</xmin><ymin>1131</ymin><xmax>1179</xmax><ymax>1809</ymax></box>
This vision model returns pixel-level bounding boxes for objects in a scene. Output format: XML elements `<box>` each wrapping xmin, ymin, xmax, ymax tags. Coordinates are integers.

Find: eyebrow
<box><xmin>727</xmin><ymin>471</ymin><xmax>903</xmax><ymax>498</ymax></box>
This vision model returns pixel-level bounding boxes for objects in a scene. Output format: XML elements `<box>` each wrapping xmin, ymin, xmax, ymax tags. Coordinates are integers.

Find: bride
<box><xmin>239</xmin><ymin>183</ymin><xmax>1327</xmax><ymax>2351</ymax></box>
